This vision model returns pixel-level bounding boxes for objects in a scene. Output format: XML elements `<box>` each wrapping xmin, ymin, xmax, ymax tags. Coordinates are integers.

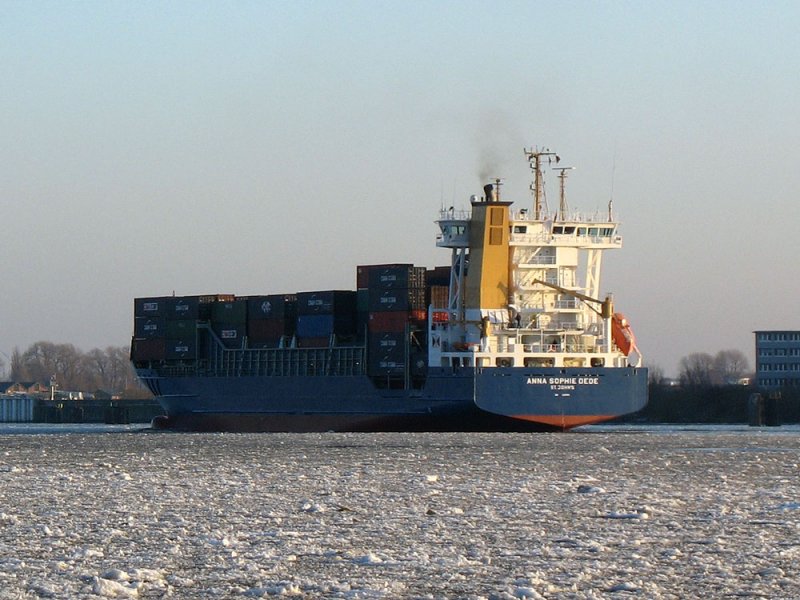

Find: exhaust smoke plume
<box><xmin>474</xmin><ymin>109</ymin><xmax>526</xmax><ymax>185</ymax></box>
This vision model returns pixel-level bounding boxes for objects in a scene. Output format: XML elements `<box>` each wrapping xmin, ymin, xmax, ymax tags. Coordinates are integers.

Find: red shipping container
<box><xmin>247</xmin><ymin>319</ymin><xmax>290</xmax><ymax>342</ymax></box>
<box><xmin>369</xmin><ymin>311</ymin><xmax>427</xmax><ymax>333</ymax></box>
<box><xmin>131</xmin><ymin>338</ymin><xmax>166</xmax><ymax>361</ymax></box>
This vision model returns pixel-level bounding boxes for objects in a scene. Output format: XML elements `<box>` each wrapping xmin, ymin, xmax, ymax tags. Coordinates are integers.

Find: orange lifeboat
<box><xmin>611</xmin><ymin>312</ymin><xmax>637</xmax><ymax>356</ymax></box>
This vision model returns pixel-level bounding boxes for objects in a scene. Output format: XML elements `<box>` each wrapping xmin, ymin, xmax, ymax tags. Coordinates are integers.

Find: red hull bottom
<box><xmin>151</xmin><ymin>411</ymin><xmax>571</xmax><ymax>433</ymax></box>
<box><xmin>512</xmin><ymin>414</ymin><xmax>618</xmax><ymax>430</ymax></box>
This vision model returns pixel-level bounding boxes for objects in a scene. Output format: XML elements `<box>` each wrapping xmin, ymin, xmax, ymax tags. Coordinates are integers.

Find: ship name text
<box><xmin>526</xmin><ymin>376</ymin><xmax>599</xmax><ymax>388</ymax></box>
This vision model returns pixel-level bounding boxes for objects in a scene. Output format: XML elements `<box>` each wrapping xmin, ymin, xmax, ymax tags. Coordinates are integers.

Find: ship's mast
<box><xmin>524</xmin><ymin>147</ymin><xmax>559</xmax><ymax>220</ymax></box>
<box><xmin>554</xmin><ymin>166</ymin><xmax>575</xmax><ymax>221</ymax></box>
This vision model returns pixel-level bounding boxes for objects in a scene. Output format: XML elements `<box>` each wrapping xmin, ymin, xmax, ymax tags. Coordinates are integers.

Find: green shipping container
<box><xmin>166</xmin><ymin>319</ymin><xmax>197</xmax><ymax>339</ymax></box>
<box><xmin>357</xmin><ymin>289</ymin><xmax>370</xmax><ymax>312</ymax></box>
<box><xmin>211</xmin><ymin>299</ymin><xmax>247</xmax><ymax>324</ymax></box>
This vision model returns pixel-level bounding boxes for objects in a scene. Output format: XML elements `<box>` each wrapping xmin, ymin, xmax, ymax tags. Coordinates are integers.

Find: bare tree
<box><xmin>10</xmin><ymin>348</ymin><xmax>27</xmax><ymax>381</ymax></box>
<box><xmin>647</xmin><ymin>363</ymin><xmax>666</xmax><ymax>386</ymax></box>
<box><xmin>53</xmin><ymin>343</ymin><xmax>84</xmax><ymax>390</ymax></box>
<box><xmin>107</xmin><ymin>346</ymin><xmax>135</xmax><ymax>391</ymax></box>
<box><xmin>712</xmin><ymin>350</ymin><xmax>750</xmax><ymax>385</ymax></box>
<box><xmin>84</xmin><ymin>348</ymin><xmax>110</xmax><ymax>390</ymax></box>
<box><xmin>22</xmin><ymin>342</ymin><xmax>60</xmax><ymax>384</ymax></box>
<box><xmin>17</xmin><ymin>342</ymin><xmax>135</xmax><ymax>393</ymax></box>
<box><xmin>679</xmin><ymin>352</ymin><xmax>715</xmax><ymax>387</ymax></box>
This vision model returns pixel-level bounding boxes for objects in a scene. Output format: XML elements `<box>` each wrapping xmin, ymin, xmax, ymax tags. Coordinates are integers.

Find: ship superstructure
<box><xmin>430</xmin><ymin>148</ymin><xmax>640</xmax><ymax>374</ymax></box>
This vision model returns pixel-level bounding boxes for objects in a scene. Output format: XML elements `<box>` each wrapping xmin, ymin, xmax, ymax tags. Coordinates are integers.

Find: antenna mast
<box><xmin>524</xmin><ymin>147</ymin><xmax>559</xmax><ymax>220</ymax></box>
<box><xmin>553</xmin><ymin>166</ymin><xmax>575</xmax><ymax>221</ymax></box>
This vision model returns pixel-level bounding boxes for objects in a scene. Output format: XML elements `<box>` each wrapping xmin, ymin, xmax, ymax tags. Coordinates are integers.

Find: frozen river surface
<box><xmin>1</xmin><ymin>425</ymin><xmax>799</xmax><ymax>599</ymax></box>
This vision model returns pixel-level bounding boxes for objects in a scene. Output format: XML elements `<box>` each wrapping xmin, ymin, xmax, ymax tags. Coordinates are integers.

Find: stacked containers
<box><xmin>132</xmin><ymin>295</ymin><xmax>238</xmax><ymax>361</ymax></box>
<box><xmin>164</xmin><ymin>296</ymin><xmax>199</xmax><ymax>359</ymax></box>
<box><xmin>211</xmin><ymin>298</ymin><xmax>247</xmax><ymax>348</ymax></box>
<box><xmin>426</xmin><ymin>265</ymin><xmax>451</xmax><ymax>286</ymax></box>
<box><xmin>132</xmin><ymin>296</ymin><xmax>169</xmax><ymax>361</ymax></box>
<box><xmin>246</xmin><ymin>294</ymin><xmax>297</xmax><ymax>348</ymax></box>
<box><xmin>427</xmin><ymin>265</ymin><xmax>451</xmax><ymax>324</ymax></box>
<box><xmin>367</xmin><ymin>265</ymin><xmax>427</xmax><ymax>330</ymax></box>
<box><xmin>361</xmin><ymin>264</ymin><xmax>427</xmax><ymax>376</ymax></box>
<box><xmin>296</xmin><ymin>291</ymin><xmax>357</xmax><ymax>348</ymax></box>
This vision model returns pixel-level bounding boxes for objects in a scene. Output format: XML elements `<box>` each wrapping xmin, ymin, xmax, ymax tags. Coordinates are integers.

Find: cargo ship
<box><xmin>132</xmin><ymin>147</ymin><xmax>648</xmax><ymax>431</ymax></box>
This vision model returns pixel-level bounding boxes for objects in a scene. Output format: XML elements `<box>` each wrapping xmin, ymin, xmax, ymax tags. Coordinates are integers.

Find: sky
<box><xmin>2</xmin><ymin>1</ymin><xmax>799</xmax><ymax>377</ymax></box>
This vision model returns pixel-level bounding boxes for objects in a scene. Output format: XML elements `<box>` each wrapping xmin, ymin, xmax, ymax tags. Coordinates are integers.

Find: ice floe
<box><xmin>0</xmin><ymin>425</ymin><xmax>797</xmax><ymax>597</ymax></box>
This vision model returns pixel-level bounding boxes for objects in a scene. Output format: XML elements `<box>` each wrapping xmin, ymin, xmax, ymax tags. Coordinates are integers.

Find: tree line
<box><xmin>1</xmin><ymin>342</ymin><xmax>137</xmax><ymax>394</ymax></box>
<box><xmin>634</xmin><ymin>349</ymin><xmax>799</xmax><ymax>424</ymax></box>
<box><xmin>648</xmin><ymin>349</ymin><xmax>751</xmax><ymax>387</ymax></box>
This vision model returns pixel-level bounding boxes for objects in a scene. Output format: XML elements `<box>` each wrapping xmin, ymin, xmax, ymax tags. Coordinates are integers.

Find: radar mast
<box><xmin>524</xmin><ymin>147</ymin><xmax>559</xmax><ymax>220</ymax></box>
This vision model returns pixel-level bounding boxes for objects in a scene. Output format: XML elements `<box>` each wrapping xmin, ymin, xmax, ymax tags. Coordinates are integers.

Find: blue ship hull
<box><xmin>137</xmin><ymin>366</ymin><xmax>648</xmax><ymax>432</ymax></box>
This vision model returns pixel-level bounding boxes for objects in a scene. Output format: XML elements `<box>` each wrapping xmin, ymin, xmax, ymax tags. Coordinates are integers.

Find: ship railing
<box><xmin>554</xmin><ymin>299</ymin><xmax>579</xmax><ymax>309</ymax></box>
<box><xmin>521</xmin><ymin>341</ymin><xmax>611</xmax><ymax>354</ymax></box>
<box><xmin>512</xmin><ymin>209</ymin><xmax>616</xmax><ymax>222</ymax></box>
<box><xmin>509</xmin><ymin>232</ymin><xmax>553</xmax><ymax>244</ymax></box>
<box><xmin>515</xmin><ymin>255</ymin><xmax>557</xmax><ymax>265</ymax></box>
<box><xmin>211</xmin><ymin>346</ymin><xmax>366</xmax><ymax>378</ymax></box>
<box><xmin>198</xmin><ymin>326</ymin><xmax>366</xmax><ymax>378</ymax></box>
<box><xmin>158</xmin><ymin>364</ymin><xmax>201</xmax><ymax>377</ymax></box>
<box><xmin>437</xmin><ymin>208</ymin><xmax>471</xmax><ymax>220</ymax></box>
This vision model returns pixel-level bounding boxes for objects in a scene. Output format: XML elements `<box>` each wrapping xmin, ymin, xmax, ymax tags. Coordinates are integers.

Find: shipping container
<box><xmin>367</xmin><ymin>332</ymin><xmax>407</xmax><ymax>375</ymax></box>
<box><xmin>134</xmin><ymin>297</ymin><xmax>169</xmax><ymax>318</ymax></box>
<box><xmin>297</xmin><ymin>291</ymin><xmax>357</xmax><ymax>316</ymax></box>
<box><xmin>356</xmin><ymin>264</ymin><xmax>403</xmax><ymax>289</ymax></box>
<box><xmin>198</xmin><ymin>293</ymin><xmax>235</xmax><ymax>304</ymax></box>
<box><xmin>368</xmin><ymin>287</ymin><xmax>425</xmax><ymax>312</ymax></box>
<box><xmin>131</xmin><ymin>338</ymin><xmax>166</xmax><ymax>362</ymax></box>
<box><xmin>211</xmin><ymin>323</ymin><xmax>246</xmax><ymax>348</ymax></box>
<box><xmin>165</xmin><ymin>339</ymin><xmax>197</xmax><ymax>360</ymax></box>
<box><xmin>247</xmin><ymin>294</ymin><xmax>297</xmax><ymax>320</ymax></box>
<box><xmin>368</xmin><ymin>311</ymin><xmax>427</xmax><ymax>333</ymax></box>
<box><xmin>134</xmin><ymin>317</ymin><xmax>166</xmax><ymax>339</ymax></box>
<box><xmin>296</xmin><ymin>314</ymin><xmax>355</xmax><ymax>338</ymax></box>
<box><xmin>165</xmin><ymin>319</ymin><xmax>197</xmax><ymax>339</ymax></box>
<box><xmin>356</xmin><ymin>289</ymin><xmax>370</xmax><ymax>312</ymax></box>
<box><xmin>365</xmin><ymin>264</ymin><xmax>426</xmax><ymax>290</ymax></box>
<box><xmin>211</xmin><ymin>299</ymin><xmax>247</xmax><ymax>324</ymax></box>
<box><xmin>165</xmin><ymin>296</ymin><xmax>200</xmax><ymax>320</ymax></box>
<box><xmin>426</xmin><ymin>266</ymin><xmax>451</xmax><ymax>286</ymax></box>
<box><xmin>368</xmin><ymin>332</ymin><xmax>406</xmax><ymax>357</ymax></box>
<box><xmin>247</xmin><ymin>318</ymin><xmax>293</xmax><ymax>342</ymax></box>
<box><xmin>429</xmin><ymin>285</ymin><xmax>449</xmax><ymax>309</ymax></box>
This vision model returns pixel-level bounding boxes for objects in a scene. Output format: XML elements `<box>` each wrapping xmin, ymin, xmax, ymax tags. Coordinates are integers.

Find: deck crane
<box><xmin>532</xmin><ymin>279</ymin><xmax>641</xmax><ymax>366</ymax></box>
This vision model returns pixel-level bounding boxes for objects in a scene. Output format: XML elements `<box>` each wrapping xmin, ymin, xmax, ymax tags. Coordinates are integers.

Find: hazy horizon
<box><xmin>2</xmin><ymin>2</ymin><xmax>799</xmax><ymax>377</ymax></box>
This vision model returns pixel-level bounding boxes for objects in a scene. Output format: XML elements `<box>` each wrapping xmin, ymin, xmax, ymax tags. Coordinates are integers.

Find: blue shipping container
<box><xmin>297</xmin><ymin>291</ymin><xmax>357</xmax><ymax>316</ymax></box>
<box><xmin>134</xmin><ymin>317</ymin><xmax>165</xmax><ymax>339</ymax></box>
<box><xmin>296</xmin><ymin>314</ymin><xmax>355</xmax><ymax>338</ymax></box>
<box><xmin>247</xmin><ymin>294</ymin><xmax>297</xmax><ymax>320</ymax></box>
<box><xmin>134</xmin><ymin>297</ymin><xmax>169</xmax><ymax>318</ymax></box>
<box><xmin>165</xmin><ymin>296</ymin><xmax>200</xmax><ymax>320</ymax></box>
